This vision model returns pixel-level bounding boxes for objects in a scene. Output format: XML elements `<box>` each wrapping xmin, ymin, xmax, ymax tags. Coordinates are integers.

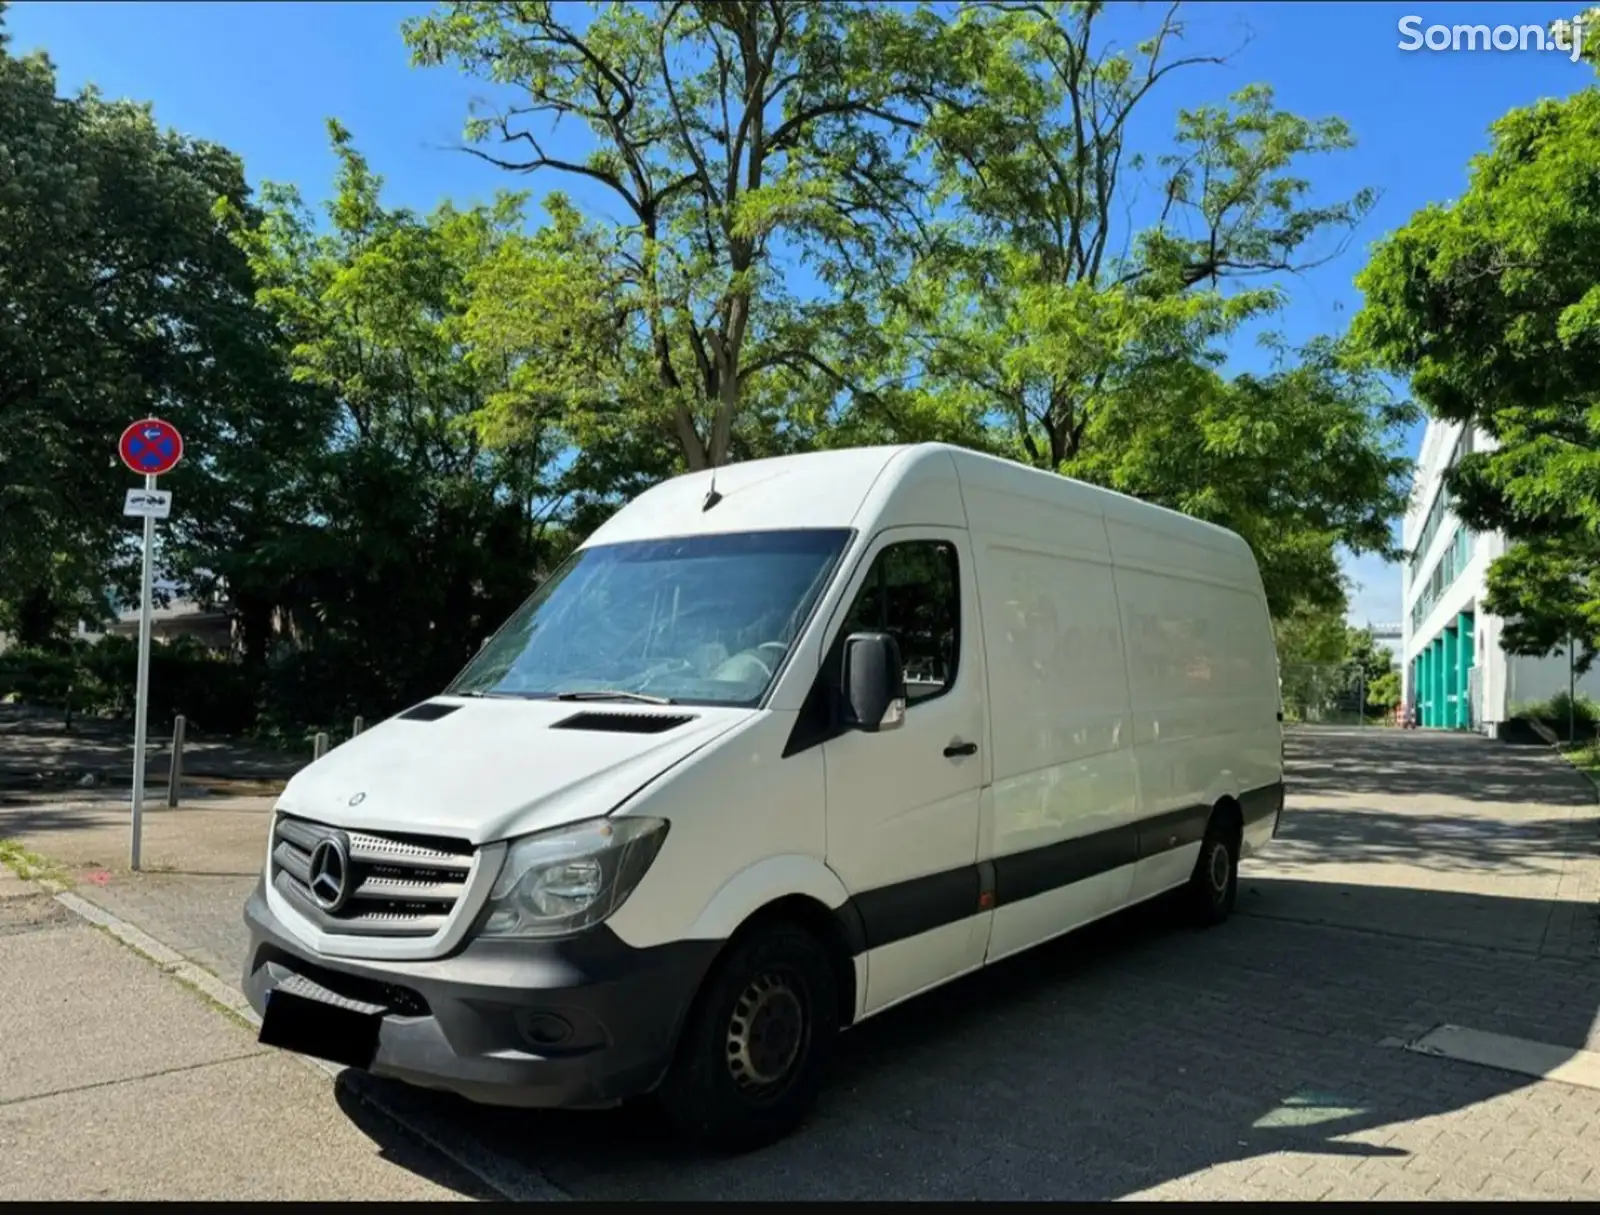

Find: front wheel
<box><xmin>1185</xmin><ymin>811</ymin><xmax>1240</xmax><ymax>927</ymax></box>
<box><xmin>657</xmin><ymin>922</ymin><xmax>840</xmax><ymax>1152</ymax></box>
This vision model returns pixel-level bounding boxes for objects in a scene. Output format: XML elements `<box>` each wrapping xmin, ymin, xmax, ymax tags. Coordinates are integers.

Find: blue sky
<box><xmin>9</xmin><ymin>0</ymin><xmax>1595</xmax><ymax>626</ymax></box>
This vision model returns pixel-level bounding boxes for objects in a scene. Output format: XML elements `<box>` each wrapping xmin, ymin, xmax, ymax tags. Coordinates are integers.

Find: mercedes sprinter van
<box><xmin>243</xmin><ymin>442</ymin><xmax>1285</xmax><ymax>1150</ymax></box>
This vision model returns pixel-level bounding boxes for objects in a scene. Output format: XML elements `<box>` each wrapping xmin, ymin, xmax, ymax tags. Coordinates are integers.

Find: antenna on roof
<box><xmin>702</xmin><ymin>465</ymin><xmax>723</xmax><ymax>512</ymax></box>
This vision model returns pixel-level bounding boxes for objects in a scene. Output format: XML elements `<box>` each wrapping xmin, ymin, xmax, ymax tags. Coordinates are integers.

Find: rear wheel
<box><xmin>1185</xmin><ymin>809</ymin><xmax>1240</xmax><ymax>927</ymax></box>
<box><xmin>657</xmin><ymin>921</ymin><xmax>839</xmax><ymax>1152</ymax></box>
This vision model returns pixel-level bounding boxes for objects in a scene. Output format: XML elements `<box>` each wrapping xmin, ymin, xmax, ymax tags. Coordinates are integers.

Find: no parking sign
<box><xmin>118</xmin><ymin>418</ymin><xmax>184</xmax><ymax>476</ymax></box>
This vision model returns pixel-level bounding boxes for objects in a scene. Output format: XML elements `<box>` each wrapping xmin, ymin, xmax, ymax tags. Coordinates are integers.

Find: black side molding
<box><xmin>833</xmin><ymin>780</ymin><xmax>1286</xmax><ymax>955</ymax></box>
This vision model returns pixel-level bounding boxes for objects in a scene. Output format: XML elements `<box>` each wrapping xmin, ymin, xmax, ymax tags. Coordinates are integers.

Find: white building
<box><xmin>1400</xmin><ymin>418</ymin><xmax>1600</xmax><ymax>734</ymax></box>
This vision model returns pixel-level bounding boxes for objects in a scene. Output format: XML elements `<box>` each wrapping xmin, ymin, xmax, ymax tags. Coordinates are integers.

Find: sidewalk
<box><xmin>0</xmin><ymin>791</ymin><xmax>273</xmax><ymax>979</ymax></box>
<box><xmin>0</xmin><ymin>867</ymin><xmax>490</xmax><ymax>1201</ymax></box>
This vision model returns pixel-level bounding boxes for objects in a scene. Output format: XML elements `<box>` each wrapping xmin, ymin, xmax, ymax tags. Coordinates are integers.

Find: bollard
<box><xmin>313</xmin><ymin>732</ymin><xmax>328</xmax><ymax>761</ymax></box>
<box><xmin>352</xmin><ymin>715</ymin><xmax>365</xmax><ymax>737</ymax></box>
<box><xmin>166</xmin><ymin>714</ymin><xmax>186</xmax><ymax>808</ymax></box>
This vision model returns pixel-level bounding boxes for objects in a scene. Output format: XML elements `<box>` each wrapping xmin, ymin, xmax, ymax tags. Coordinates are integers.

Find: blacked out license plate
<box><xmin>258</xmin><ymin>987</ymin><xmax>381</xmax><ymax>1070</ymax></box>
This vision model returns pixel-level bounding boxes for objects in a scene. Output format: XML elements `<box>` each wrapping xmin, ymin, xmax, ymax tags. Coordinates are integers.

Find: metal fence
<box><xmin>1280</xmin><ymin>663</ymin><xmax>1369</xmax><ymax>726</ymax></box>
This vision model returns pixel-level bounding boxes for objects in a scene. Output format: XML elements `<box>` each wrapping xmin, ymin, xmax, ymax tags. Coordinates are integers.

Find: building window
<box><xmin>1410</xmin><ymin>524</ymin><xmax>1475</xmax><ymax>631</ymax></box>
<box><xmin>1407</xmin><ymin>427</ymin><xmax>1474</xmax><ymax>587</ymax></box>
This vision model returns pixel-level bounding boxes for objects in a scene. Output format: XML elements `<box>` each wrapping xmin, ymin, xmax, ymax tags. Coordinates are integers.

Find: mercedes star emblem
<box><xmin>307</xmin><ymin>835</ymin><xmax>352</xmax><ymax>913</ymax></box>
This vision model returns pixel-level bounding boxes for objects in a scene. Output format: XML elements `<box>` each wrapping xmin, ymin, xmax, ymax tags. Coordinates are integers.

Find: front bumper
<box><xmin>242</xmin><ymin>878</ymin><xmax>720</xmax><ymax>1109</ymax></box>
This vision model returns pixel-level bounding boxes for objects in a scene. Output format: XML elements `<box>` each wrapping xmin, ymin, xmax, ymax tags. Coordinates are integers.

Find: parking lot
<box><xmin>6</xmin><ymin>725</ymin><xmax>1600</xmax><ymax>1200</ymax></box>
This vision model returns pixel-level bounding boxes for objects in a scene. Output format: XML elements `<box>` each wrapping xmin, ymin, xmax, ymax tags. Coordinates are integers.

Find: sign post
<box><xmin>118</xmin><ymin>418</ymin><xmax>184</xmax><ymax>870</ymax></box>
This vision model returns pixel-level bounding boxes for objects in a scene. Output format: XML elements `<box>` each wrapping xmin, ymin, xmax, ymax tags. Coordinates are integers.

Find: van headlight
<box><xmin>477</xmin><ymin>817</ymin><xmax>669</xmax><ymax>939</ymax></box>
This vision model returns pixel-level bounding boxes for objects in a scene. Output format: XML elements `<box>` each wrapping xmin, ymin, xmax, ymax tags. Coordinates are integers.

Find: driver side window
<box><xmin>840</xmin><ymin>540</ymin><xmax>960</xmax><ymax>704</ymax></box>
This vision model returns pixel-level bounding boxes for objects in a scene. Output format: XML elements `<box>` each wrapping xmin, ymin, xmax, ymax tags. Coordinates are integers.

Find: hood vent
<box><xmin>552</xmin><ymin>711</ymin><xmax>697</xmax><ymax>735</ymax></box>
<box><xmin>398</xmin><ymin>701</ymin><xmax>462</xmax><ymax>722</ymax></box>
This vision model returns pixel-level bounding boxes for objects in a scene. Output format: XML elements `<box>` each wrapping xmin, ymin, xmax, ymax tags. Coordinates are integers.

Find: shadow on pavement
<box><xmin>329</xmin><ymin>1083</ymin><xmax>504</xmax><ymax>1202</ymax></box>
<box><xmin>1286</xmin><ymin>727</ymin><xmax>1596</xmax><ymax>808</ymax></box>
<box><xmin>1266</xmin><ymin>804</ymin><xmax>1600</xmax><ymax>877</ymax></box>
<box><xmin>334</xmin><ymin>878</ymin><xmax>1600</xmax><ymax>1200</ymax></box>
<box><xmin>0</xmin><ymin>705</ymin><xmax>303</xmax><ymax>792</ymax></box>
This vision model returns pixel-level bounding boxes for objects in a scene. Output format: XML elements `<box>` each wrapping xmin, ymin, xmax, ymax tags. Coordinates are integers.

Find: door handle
<box><xmin>943</xmin><ymin>740</ymin><xmax>978</xmax><ymax>758</ymax></box>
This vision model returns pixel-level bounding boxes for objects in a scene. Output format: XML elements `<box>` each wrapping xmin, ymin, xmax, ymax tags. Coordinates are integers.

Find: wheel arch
<box><xmin>1210</xmin><ymin>793</ymin><xmax>1244</xmax><ymax>845</ymax></box>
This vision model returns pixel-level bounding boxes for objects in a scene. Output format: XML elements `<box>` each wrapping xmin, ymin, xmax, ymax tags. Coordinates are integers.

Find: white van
<box><xmin>244</xmin><ymin>443</ymin><xmax>1284</xmax><ymax>1149</ymax></box>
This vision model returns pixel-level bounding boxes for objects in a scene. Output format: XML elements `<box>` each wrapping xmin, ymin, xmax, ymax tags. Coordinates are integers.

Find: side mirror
<box><xmin>840</xmin><ymin>631</ymin><xmax>907</xmax><ymax>733</ymax></box>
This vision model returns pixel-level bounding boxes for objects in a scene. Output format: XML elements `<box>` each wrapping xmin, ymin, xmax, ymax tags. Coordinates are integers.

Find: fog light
<box><xmin>516</xmin><ymin>1011</ymin><xmax>573</xmax><ymax>1047</ymax></box>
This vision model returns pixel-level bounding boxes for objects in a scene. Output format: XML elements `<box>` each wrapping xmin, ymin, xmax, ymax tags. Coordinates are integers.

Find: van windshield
<box><xmin>447</xmin><ymin>528</ymin><xmax>854</xmax><ymax>707</ymax></box>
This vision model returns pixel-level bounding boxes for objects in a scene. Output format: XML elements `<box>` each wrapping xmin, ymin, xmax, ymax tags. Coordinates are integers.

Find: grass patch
<box><xmin>1561</xmin><ymin>741</ymin><xmax>1600</xmax><ymax>790</ymax></box>
<box><xmin>0</xmin><ymin>838</ymin><xmax>70</xmax><ymax>885</ymax></box>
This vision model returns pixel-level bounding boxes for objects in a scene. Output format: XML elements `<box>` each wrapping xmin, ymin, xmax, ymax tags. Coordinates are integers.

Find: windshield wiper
<box><xmin>554</xmin><ymin>690</ymin><xmax>677</xmax><ymax>705</ymax></box>
<box><xmin>454</xmin><ymin>690</ymin><xmax>527</xmax><ymax>699</ymax></box>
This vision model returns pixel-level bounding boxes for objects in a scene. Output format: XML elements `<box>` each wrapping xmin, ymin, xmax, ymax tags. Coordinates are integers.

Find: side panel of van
<box><xmin>1103</xmin><ymin>507</ymin><xmax>1283</xmax><ymax>903</ymax></box>
<box><xmin>954</xmin><ymin>460</ymin><xmax>1141</xmax><ymax>965</ymax></box>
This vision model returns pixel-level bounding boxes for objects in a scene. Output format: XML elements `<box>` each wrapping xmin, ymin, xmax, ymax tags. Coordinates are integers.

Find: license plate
<box><xmin>258</xmin><ymin>986</ymin><xmax>381</xmax><ymax>1070</ymax></box>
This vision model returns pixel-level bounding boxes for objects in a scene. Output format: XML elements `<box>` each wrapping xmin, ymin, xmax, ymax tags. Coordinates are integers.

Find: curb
<box><xmin>42</xmin><ymin>882</ymin><xmax>570</xmax><ymax>1204</ymax></box>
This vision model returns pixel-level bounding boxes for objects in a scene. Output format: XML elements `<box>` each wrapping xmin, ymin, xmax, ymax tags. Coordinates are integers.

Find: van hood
<box><xmin>273</xmin><ymin>697</ymin><xmax>752</xmax><ymax>846</ymax></box>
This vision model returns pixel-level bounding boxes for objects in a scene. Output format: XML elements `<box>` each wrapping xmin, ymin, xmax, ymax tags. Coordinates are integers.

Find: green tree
<box><xmin>886</xmin><ymin>1</ymin><xmax>1413</xmax><ymax>616</ymax></box>
<box><xmin>403</xmin><ymin>0</ymin><xmax>967</xmax><ymax>471</ymax></box>
<box><xmin>1367</xmin><ymin>669</ymin><xmax>1401</xmax><ymax>712</ymax></box>
<box><xmin>1063</xmin><ymin>337</ymin><xmax>1414</xmax><ymax>615</ymax></box>
<box><xmin>0</xmin><ymin>11</ymin><xmax>282</xmax><ymax>644</ymax></box>
<box><xmin>1273</xmin><ymin>600</ymin><xmax>1350</xmax><ymax>668</ymax></box>
<box><xmin>1353</xmin><ymin>87</ymin><xmax>1600</xmax><ymax>674</ymax></box>
<box><xmin>1345</xmin><ymin>624</ymin><xmax>1396</xmax><ymax>695</ymax></box>
<box><xmin>216</xmin><ymin>123</ymin><xmax>570</xmax><ymax>725</ymax></box>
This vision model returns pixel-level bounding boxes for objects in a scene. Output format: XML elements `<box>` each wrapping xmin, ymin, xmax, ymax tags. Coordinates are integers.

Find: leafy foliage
<box><xmin>1366</xmin><ymin>669</ymin><xmax>1401</xmax><ymax>711</ymax></box>
<box><xmin>404</xmin><ymin>0</ymin><xmax>969</xmax><ymax>470</ymax></box>
<box><xmin>212</xmin><ymin>122</ymin><xmax>573</xmax><ymax>728</ymax></box>
<box><xmin>0</xmin><ymin>634</ymin><xmax>256</xmax><ymax>735</ymax></box>
<box><xmin>1</xmin><ymin>2</ymin><xmax>1422</xmax><ymax>734</ymax></box>
<box><xmin>1511</xmin><ymin>691</ymin><xmax>1599</xmax><ymax>740</ymax></box>
<box><xmin>1272</xmin><ymin>601</ymin><xmax>1350</xmax><ymax>668</ymax></box>
<box><xmin>879</xmin><ymin>2</ymin><xmax>1410</xmax><ymax>614</ymax></box>
<box><xmin>0</xmin><ymin>19</ymin><xmax>281</xmax><ymax>644</ymax></box>
<box><xmin>1354</xmin><ymin>88</ymin><xmax>1600</xmax><ymax>673</ymax></box>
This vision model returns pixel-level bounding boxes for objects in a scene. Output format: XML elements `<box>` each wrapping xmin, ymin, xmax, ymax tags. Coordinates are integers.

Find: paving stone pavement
<box><xmin>0</xmin><ymin>875</ymin><xmax>490</xmax><ymax>1201</ymax></box>
<box><xmin>6</xmin><ymin>725</ymin><xmax>1600</xmax><ymax>1200</ymax></box>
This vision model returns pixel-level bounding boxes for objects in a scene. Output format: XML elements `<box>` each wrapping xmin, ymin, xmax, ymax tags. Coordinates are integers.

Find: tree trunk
<box><xmin>233</xmin><ymin>593</ymin><xmax>275</xmax><ymax>672</ymax></box>
<box><xmin>12</xmin><ymin>584</ymin><xmax>65</xmax><ymax>648</ymax></box>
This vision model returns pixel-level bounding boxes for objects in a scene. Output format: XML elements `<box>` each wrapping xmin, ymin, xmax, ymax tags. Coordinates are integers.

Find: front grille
<box><xmin>270</xmin><ymin>813</ymin><xmax>476</xmax><ymax>939</ymax></box>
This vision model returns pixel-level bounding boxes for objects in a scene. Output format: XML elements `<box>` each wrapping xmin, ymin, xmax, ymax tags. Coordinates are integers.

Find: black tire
<box><xmin>1186</xmin><ymin>810</ymin><xmax>1240</xmax><ymax>927</ymax></box>
<box><xmin>657</xmin><ymin>921</ymin><xmax>840</xmax><ymax>1152</ymax></box>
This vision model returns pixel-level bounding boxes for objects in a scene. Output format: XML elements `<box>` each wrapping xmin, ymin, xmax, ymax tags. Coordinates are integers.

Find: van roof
<box><xmin>582</xmin><ymin>442</ymin><xmax>1246</xmax><ymax>553</ymax></box>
